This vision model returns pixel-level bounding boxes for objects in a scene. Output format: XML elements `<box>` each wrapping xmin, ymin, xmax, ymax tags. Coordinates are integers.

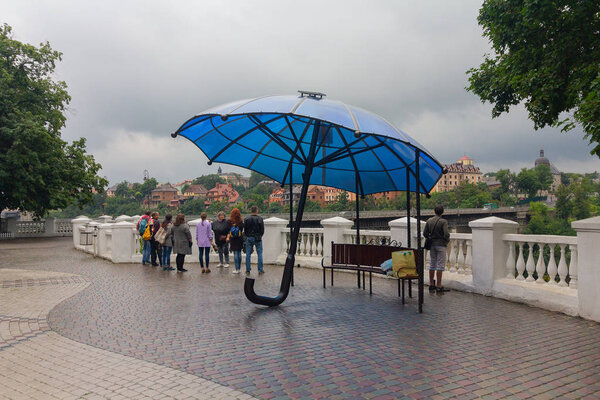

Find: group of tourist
<box><xmin>136</xmin><ymin>206</ymin><xmax>264</xmax><ymax>274</ymax></box>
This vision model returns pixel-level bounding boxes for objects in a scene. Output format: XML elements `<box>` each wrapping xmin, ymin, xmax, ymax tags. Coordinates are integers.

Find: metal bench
<box><xmin>321</xmin><ymin>242</ymin><xmax>421</xmax><ymax>304</ymax></box>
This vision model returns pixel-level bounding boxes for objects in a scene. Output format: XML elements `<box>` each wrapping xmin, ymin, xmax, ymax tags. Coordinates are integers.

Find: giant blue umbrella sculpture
<box><xmin>172</xmin><ymin>91</ymin><xmax>444</xmax><ymax>310</ymax></box>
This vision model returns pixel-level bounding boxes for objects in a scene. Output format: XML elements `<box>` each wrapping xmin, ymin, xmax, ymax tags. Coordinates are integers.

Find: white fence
<box><xmin>71</xmin><ymin>214</ymin><xmax>600</xmax><ymax>323</ymax></box>
<box><xmin>0</xmin><ymin>217</ymin><xmax>73</xmax><ymax>239</ymax></box>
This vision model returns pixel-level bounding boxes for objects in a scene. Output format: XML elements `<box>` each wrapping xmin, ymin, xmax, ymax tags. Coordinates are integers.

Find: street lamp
<box><xmin>143</xmin><ymin>169</ymin><xmax>150</xmax><ymax>208</ymax></box>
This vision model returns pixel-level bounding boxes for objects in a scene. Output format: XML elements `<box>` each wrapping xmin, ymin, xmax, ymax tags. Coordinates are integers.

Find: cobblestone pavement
<box><xmin>1</xmin><ymin>237</ymin><xmax>600</xmax><ymax>399</ymax></box>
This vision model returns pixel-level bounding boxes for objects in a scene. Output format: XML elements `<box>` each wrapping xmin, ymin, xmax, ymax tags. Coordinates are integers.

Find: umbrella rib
<box><xmin>334</xmin><ymin>126</ymin><xmax>364</xmax><ymax>197</ymax></box>
<box><xmin>371</xmin><ymin>136</ymin><xmax>429</xmax><ymax>194</ymax></box>
<box><xmin>313</xmin><ymin>135</ymin><xmax>369</xmax><ymax>167</ymax></box>
<box><xmin>206</xmin><ymin>114</ymin><xmax>285</xmax><ymax>163</ymax></box>
<box><xmin>284</xmin><ymin>115</ymin><xmax>307</xmax><ymax>161</ymax></box>
<box><xmin>361</xmin><ymin>139</ymin><xmax>399</xmax><ymax>192</ymax></box>
<box><xmin>247</xmin><ymin>120</ymin><xmax>294</xmax><ymax>170</ymax></box>
<box><xmin>314</xmin><ymin>142</ymin><xmax>386</xmax><ymax>167</ymax></box>
<box><xmin>281</xmin><ymin>119</ymin><xmax>311</xmax><ymax>184</ymax></box>
<box><xmin>248</xmin><ymin>115</ymin><xmax>305</xmax><ymax>164</ymax></box>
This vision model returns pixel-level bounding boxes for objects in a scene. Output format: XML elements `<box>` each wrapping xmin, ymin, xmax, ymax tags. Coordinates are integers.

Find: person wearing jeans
<box><xmin>228</xmin><ymin>208</ymin><xmax>244</xmax><ymax>274</ymax></box>
<box><xmin>160</xmin><ymin>214</ymin><xmax>174</xmax><ymax>271</ymax></box>
<box><xmin>212</xmin><ymin>211</ymin><xmax>230</xmax><ymax>268</ymax></box>
<box><xmin>244</xmin><ymin>206</ymin><xmax>264</xmax><ymax>274</ymax></box>
<box><xmin>195</xmin><ymin>212</ymin><xmax>214</xmax><ymax>274</ymax></box>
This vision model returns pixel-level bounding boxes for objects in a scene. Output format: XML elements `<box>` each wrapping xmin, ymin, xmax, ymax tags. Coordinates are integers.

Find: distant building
<box><xmin>106</xmin><ymin>184</ymin><xmax>119</xmax><ymax>197</ymax></box>
<box><xmin>173</xmin><ymin>179</ymin><xmax>193</xmax><ymax>194</ymax></box>
<box><xmin>482</xmin><ymin>176</ymin><xmax>501</xmax><ymax>190</ymax></box>
<box><xmin>218</xmin><ymin>167</ymin><xmax>250</xmax><ymax>188</ymax></box>
<box><xmin>534</xmin><ymin>149</ymin><xmax>561</xmax><ymax>193</ymax></box>
<box><xmin>184</xmin><ymin>184</ymin><xmax>208</xmax><ymax>199</ymax></box>
<box><xmin>205</xmin><ymin>183</ymin><xmax>240</xmax><ymax>205</ymax></box>
<box><xmin>432</xmin><ymin>156</ymin><xmax>482</xmax><ymax>193</ymax></box>
<box><xmin>150</xmin><ymin>185</ymin><xmax>179</xmax><ymax>207</ymax></box>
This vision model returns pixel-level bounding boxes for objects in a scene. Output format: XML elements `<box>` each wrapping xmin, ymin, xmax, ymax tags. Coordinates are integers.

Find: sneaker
<box><xmin>436</xmin><ymin>286</ymin><xmax>450</xmax><ymax>293</ymax></box>
<box><xmin>206</xmin><ymin>268</ymin><xmax>211</xmax><ymax>273</ymax></box>
<box><xmin>232</xmin><ymin>269</ymin><xmax>240</xmax><ymax>274</ymax></box>
<box><xmin>428</xmin><ymin>285</ymin><xmax>436</xmax><ymax>292</ymax></box>
<box><xmin>258</xmin><ymin>270</ymin><xmax>264</xmax><ymax>275</ymax></box>
<box><xmin>167</xmin><ymin>267</ymin><xmax>175</xmax><ymax>271</ymax></box>
<box><xmin>178</xmin><ymin>268</ymin><xmax>188</xmax><ymax>272</ymax></box>
<box><xmin>224</xmin><ymin>264</ymin><xmax>230</xmax><ymax>268</ymax></box>
<box><xmin>245</xmin><ymin>271</ymin><xmax>250</xmax><ymax>275</ymax></box>
<box><xmin>217</xmin><ymin>264</ymin><xmax>224</xmax><ymax>268</ymax></box>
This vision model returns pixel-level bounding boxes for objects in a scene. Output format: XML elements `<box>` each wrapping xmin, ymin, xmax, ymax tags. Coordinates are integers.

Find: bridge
<box><xmin>264</xmin><ymin>206</ymin><xmax>530</xmax><ymax>231</ymax></box>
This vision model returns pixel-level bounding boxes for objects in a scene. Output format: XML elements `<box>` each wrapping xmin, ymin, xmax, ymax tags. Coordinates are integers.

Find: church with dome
<box><xmin>535</xmin><ymin>149</ymin><xmax>562</xmax><ymax>193</ymax></box>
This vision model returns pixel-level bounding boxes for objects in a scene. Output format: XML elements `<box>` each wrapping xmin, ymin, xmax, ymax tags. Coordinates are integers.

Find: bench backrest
<box><xmin>331</xmin><ymin>242</ymin><xmax>422</xmax><ymax>267</ymax></box>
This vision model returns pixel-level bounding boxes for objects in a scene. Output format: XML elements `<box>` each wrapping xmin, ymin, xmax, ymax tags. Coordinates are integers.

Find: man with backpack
<box><xmin>244</xmin><ymin>206</ymin><xmax>265</xmax><ymax>275</ymax></box>
<box><xmin>137</xmin><ymin>211</ymin><xmax>152</xmax><ymax>265</ymax></box>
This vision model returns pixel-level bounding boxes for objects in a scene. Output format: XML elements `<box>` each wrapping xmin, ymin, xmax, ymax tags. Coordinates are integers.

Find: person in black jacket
<box><xmin>423</xmin><ymin>205</ymin><xmax>450</xmax><ymax>292</ymax></box>
<box><xmin>150</xmin><ymin>212</ymin><xmax>162</xmax><ymax>267</ymax></box>
<box><xmin>244</xmin><ymin>206</ymin><xmax>264</xmax><ymax>275</ymax></box>
<box><xmin>212</xmin><ymin>211</ymin><xmax>230</xmax><ymax>268</ymax></box>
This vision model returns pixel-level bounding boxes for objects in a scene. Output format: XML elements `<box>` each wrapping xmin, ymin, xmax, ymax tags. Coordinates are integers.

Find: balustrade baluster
<box><xmin>309</xmin><ymin>233</ymin><xmax>315</xmax><ymax>256</ymax></box>
<box><xmin>458</xmin><ymin>240</ymin><xmax>466</xmax><ymax>274</ymax></box>
<box><xmin>547</xmin><ymin>245</ymin><xmax>558</xmax><ymax>285</ymax></box>
<box><xmin>448</xmin><ymin>240</ymin><xmax>457</xmax><ymax>272</ymax></box>
<box><xmin>505</xmin><ymin>242</ymin><xmax>516</xmax><ymax>279</ymax></box>
<box><xmin>525</xmin><ymin>242</ymin><xmax>536</xmax><ymax>282</ymax></box>
<box><xmin>569</xmin><ymin>245</ymin><xmax>578</xmax><ymax>289</ymax></box>
<box><xmin>465</xmin><ymin>240</ymin><xmax>472</xmax><ymax>275</ymax></box>
<box><xmin>535</xmin><ymin>243</ymin><xmax>546</xmax><ymax>284</ymax></box>
<box><xmin>515</xmin><ymin>242</ymin><xmax>525</xmax><ymax>280</ymax></box>
<box><xmin>557</xmin><ymin>244</ymin><xmax>569</xmax><ymax>287</ymax></box>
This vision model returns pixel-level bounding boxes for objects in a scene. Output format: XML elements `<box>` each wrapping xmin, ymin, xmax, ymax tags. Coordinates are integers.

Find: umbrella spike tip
<box><xmin>221</xmin><ymin>115</ymin><xmax>228</xmax><ymax>121</ymax></box>
<box><xmin>171</xmin><ymin>132</ymin><xmax>178</xmax><ymax>138</ymax></box>
<box><xmin>354</xmin><ymin>131</ymin><xmax>361</xmax><ymax>138</ymax></box>
<box><xmin>207</xmin><ymin>161</ymin><xmax>213</xmax><ymax>166</ymax></box>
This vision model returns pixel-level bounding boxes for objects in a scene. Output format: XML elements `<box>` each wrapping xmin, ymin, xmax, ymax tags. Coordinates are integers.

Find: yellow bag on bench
<box><xmin>392</xmin><ymin>250</ymin><xmax>417</xmax><ymax>278</ymax></box>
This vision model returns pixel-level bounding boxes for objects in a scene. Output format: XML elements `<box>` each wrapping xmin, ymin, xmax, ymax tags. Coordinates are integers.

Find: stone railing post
<box><xmin>97</xmin><ymin>215</ymin><xmax>113</xmax><ymax>223</ymax></box>
<box><xmin>321</xmin><ymin>217</ymin><xmax>353</xmax><ymax>264</ymax></box>
<box><xmin>469</xmin><ymin>217</ymin><xmax>519</xmax><ymax>295</ymax></box>
<box><xmin>188</xmin><ymin>219</ymin><xmax>201</xmax><ymax>263</ymax></box>
<box><xmin>263</xmin><ymin>217</ymin><xmax>288</xmax><ymax>264</ymax></box>
<box><xmin>572</xmin><ymin>216</ymin><xmax>600</xmax><ymax>322</ymax></box>
<box><xmin>71</xmin><ymin>216</ymin><xmax>91</xmax><ymax>249</ymax></box>
<box><xmin>96</xmin><ymin>223</ymin><xmax>112</xmax><ymax>259</ymax></box>
<box><xmin>111</xmin><ymin>222</ymin><xmax>136</xmax><ymax>263</ymax></box>
<box><xmin>389</xmin><ymin>217</ymin><xmax>425</xmax><ymax>248</ymax></box>
<box><xmin>44</xmin><ymin>217</ymin><xmax>57</xmax><ymax>236</ymax></box>
<box><xmin>4</xmin><ymin>216</ymin><xmax>19</xmax><ymax>238</ymax></box>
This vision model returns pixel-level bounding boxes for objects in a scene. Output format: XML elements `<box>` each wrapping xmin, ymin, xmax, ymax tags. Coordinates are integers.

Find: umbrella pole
<box><xmin>290</xmin><ymin>164</ymin><xmax>294</xmax><ymax>287</ymax></box>
<box><xmin>355</xmin><ymin>173</ymin><xmax>361</xmax><ymax>288</ymax></box>
<box><xmin>406</xmin><ymin>167</ymin><xmax>411</xmax><ymax>248</ymax></box>
<box><xmin>244</xmin><ymin>122</ymin><xmax>321</xmax><ymax>306</ymax></box>
<box><xmin>415</xmin><ymin>149</ymin><xmax>424</xmax><ymax>313</ymax></box>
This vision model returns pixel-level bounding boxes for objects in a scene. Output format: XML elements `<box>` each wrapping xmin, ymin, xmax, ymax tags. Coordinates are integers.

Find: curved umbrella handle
<box><xmin>244</xmin><ymin>254</ymin><xmax>294</xmax><ymax>307</ymax></box>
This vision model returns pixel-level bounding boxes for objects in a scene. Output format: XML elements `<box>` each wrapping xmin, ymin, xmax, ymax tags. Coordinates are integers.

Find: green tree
<box><xmin>534</xmin><ymin>164</ymin><xmax>553</xmax><ymax>192</ymax></box>
<box><xmin>115</xmin><ymin>181</ymin><xmax>132</xmax><ymax>198</ymax></box>
<box><xmin>516</xmin><ymin>168</ymin><xmax>540</xmax><ymax>199</ymax></box>
<box><xmin>554</xmin><ymin>184</ymin><xmax>572</xmax><ymax>221</ymax></box>
<box><xmin>572</xmin><ymin>180</ymin><xmax>591</xmax><ymax>220</ymax></box>
<box><xmin>193</xmin><ymin>174</ymin><xmax>224</xmax><ymax>189</ymax></box>
<box><xmin>249</xmin><ymin>171</ymin><xmax>268</xmax><ymax>187</ymax></box>
<box><xmin>0</xmin><ymin>24</ymin><xmax>106</xmax><ymax>216</ymax></box>
<box><xmin>467</xmin><ymin>1</ymin><xmax>600</xmax><ymax>156</ymax></box>
<box><xmin>524</xmin><ymin>202</ymin><xmax>574</xmax><ymax>236</ymax></box>
<box><xmin>496</xmin><ymin>169</ymin><xmax>516</xmax><ymax>196</ymax></box>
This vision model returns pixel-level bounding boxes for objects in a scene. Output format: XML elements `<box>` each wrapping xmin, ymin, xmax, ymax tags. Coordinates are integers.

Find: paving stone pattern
<box><xmin>1</xmin><ymin>237</ymin><xmax>600</xmax><ymax>399</ymax></box>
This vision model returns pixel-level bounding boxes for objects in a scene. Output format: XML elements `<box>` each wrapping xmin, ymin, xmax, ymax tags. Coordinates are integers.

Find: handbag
<box><xmin>424</xmin><ymin>218</ymin><xmax>440</xmax><ymax>250</ymax></box>
<box><xmin>154</xmin><ymin>227</ymin><xmax>167</xmax><ymax>244</ymax></box>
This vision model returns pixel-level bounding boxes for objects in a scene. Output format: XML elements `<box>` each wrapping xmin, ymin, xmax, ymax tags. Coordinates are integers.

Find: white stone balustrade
<box><xmin>503</xmin><ymin>234</ymin><xmax>577</xmax><ymax>287</ymax></box>
<box><xmin>69</xmin><ymin>213</ymin><xmax>600</xmax><ymax>323</ymax></box>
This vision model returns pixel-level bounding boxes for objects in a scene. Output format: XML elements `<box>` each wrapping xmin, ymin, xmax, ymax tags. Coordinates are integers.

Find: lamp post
<box><xmin>143</xmin><ymin>169</ymin><xmax>150</xmax><ymax>208</ymax></box>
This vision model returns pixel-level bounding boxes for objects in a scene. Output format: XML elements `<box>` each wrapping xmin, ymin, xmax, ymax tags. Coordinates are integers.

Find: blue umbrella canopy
<box><xmin>173</xmin><ymin>92</ymin><xmax>443</xmax><ymax>195</ymax></box>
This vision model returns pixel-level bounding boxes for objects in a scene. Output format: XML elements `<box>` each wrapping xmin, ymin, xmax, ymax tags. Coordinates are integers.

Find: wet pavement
<box><xmin>1</xmin><ymin>237</ymin><xmax>600</xmax><ymax>399</ymax></box>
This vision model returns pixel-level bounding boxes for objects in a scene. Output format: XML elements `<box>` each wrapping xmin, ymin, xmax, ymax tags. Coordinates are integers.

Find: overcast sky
<box><xmin>3</xmin><ymin>0</ymin><xmax>598</xmax><ymax>185</ymax></box>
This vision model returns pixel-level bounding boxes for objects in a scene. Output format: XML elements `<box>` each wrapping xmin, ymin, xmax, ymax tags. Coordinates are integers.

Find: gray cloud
<box><xmin>3</xmin><ymin>0</ymin><xmax>598</xmax><ymax>185</ymax></box>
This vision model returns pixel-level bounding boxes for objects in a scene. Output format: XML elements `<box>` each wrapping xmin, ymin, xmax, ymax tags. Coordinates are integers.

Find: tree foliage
<box><xmin>0</xmin><ymin>24</ymin><xmax>106</xmax><ymax>216</ymax></box>
<box><xmin>467</xmin><ymin>0</ymin><xmax>600</xmax><ymax>156</ymax></box>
